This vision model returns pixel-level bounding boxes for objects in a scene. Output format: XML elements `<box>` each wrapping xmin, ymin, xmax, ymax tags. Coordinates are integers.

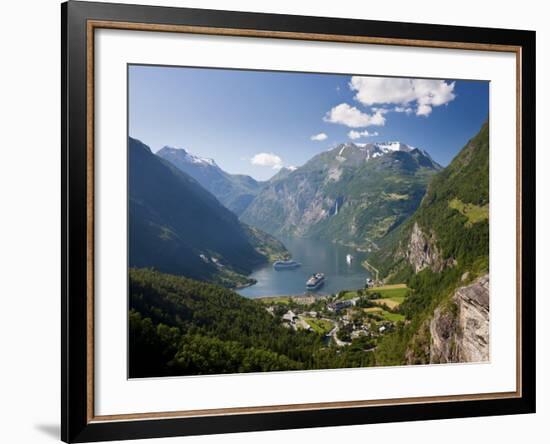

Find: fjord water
<box><xmin>237</xmin><ymin>237</ymin><xmax>371</xmax><ymax>298</ymax></box>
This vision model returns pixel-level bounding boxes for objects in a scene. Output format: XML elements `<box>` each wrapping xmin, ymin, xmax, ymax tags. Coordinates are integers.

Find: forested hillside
<box><xmin>129</xmin><ymin>268</ymin><xmax>375</xmax><ymax>378</ymax></box>
<box><xmin>370</xmin><ymin>121</ymin><xmax>490</xmax><ymax>365</ymax></box>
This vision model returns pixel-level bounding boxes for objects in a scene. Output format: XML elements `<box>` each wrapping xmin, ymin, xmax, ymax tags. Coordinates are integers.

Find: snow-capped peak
<box><xmin>188</xmin><ymin>155</ymin><xmax>217</xmax><ymax>167</ymax></box>
<box><xmin>327</xmin><ymin>140</ymin><xmax>434</xmax><ymax>166</ymax></box>
<box><xmin>160</xmin><ymin>146</ymin><xmax>217</xmax><ymax>167</ymax></box>
<box><xmin>374</xmin><ymin>141</ymin><xmax>415</xmax><ymax>153</ymax></box>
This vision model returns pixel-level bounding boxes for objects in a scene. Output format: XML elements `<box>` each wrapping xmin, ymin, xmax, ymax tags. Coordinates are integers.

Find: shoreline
<box><xmin>237</xmin><ymin>237</ymin><xmax>375</xmax><ymax>297</ymax></box>
<box><xmin>233</xmin><ymin>279</ymin><xmax>257</xmax><ymax>290</ymax></box>
<box><xmin>362</xmin><ymin>259</ymin><xmax>380</xmax><ymax>283</ymax></box>
<box><xmin>254</xmin><ymin>293</ymin><xmax>330</xmax><ymax>304</ymax></box>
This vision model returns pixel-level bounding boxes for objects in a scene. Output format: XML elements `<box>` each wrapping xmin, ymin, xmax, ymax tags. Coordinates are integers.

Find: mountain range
<box><xmin>129</xmin><ymin>137</ymin><xmax>287</xmax><ymax>288</ymax></box>
<box><xmin>240</xmin><ymin>141</ymin><xmax>441</xmax><ymax>250</ymax></box>
<box><xmin>157</xmin><ymin>146</ymin><xmax>262</xmax><ymax>215</ymax></box>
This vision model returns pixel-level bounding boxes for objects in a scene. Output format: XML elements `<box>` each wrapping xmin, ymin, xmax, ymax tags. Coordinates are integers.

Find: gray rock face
<box><xmin>405</xmin><ymin>222</ymin><xmax>450</xmax><ymax>273</ymax></box>
<box><xmin>242</xmin><ymin>172</ymin><xmax>331</xmax><ymax>237</ymax></box>
<box><xmin>430</xmin><ymin>274</ymin><xmax>490</xmax><ymax>363</ymax></box>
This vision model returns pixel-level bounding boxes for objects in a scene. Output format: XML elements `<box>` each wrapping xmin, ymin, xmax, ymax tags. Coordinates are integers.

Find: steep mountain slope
<box><xmin>129</xmin><ymin>137</ymin><xmax>286</xmax><ymax>288</ymax></box>
<box><xmin>157</xmin><ymin>146</ymin><xmax>262</xmax><ymax>215</ymax></box>
<box><xmin>240</xmin><ymin>142</ymin><xmax>441</xmax><ymax>250</ymax></box>
<box><xmin>267</xmin><ymin>166</ymin><xmax>297</xmax><ymax>183</ymax></box>
<box><xmin>371</xmin><ymin>121</ymin><xmax>489</xmax><ymax>365</ymax></box>
<box><xmin>373</xmin><ymin>122</ymin><xmax>489</xmax><ymax>279</ymax></box>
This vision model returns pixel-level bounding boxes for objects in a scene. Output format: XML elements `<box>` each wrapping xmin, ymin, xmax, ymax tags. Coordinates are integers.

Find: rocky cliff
<box><xmin>372</xmin><ymin>122</ymin><xmax>490</xmax><ymax>367</ymax></box>
<box><xmin>430</xmin><ymin>274</ymin><xmax>490</xmax><ymax>363</ymax></box>
<box><xmin>403</xmin><ymin>222</ymin><xmax>450</xmax><ymax>273</ymax></box>
<box><xmin>243</xmin><ymin>172</ymin><xmax>330</xmax><ymax>237</ymax></box>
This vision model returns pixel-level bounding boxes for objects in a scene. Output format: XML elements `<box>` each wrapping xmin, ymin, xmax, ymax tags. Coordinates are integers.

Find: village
<box><xmin>259</xmin><ymin>284</ymin><xmax>409</xmax><ymax>348</ymax></box>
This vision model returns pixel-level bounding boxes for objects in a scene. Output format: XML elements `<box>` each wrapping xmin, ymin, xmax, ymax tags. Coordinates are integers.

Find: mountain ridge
<box><xmin>129</xmin><ymin>137</ymin><xmax>287</xmax><ymax>288</ymax></box>
<box><xmin>157</xmin><ymin>145</ymin><xmax>262</xmax><ymax>215</ymax></box>
<box><xmin>371</xmin><ymin>120</ymin><xmax>489</xmax><ymax>366</ymax></box>
<box><xmin>240</xmin><ymin>140</ymin><xmax>441</xmax><ymax>250</ymax></box>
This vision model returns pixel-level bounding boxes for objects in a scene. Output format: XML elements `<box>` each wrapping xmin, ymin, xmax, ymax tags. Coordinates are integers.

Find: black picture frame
<box><xmin>61</xmin><ymin>1</ymin><xmax>536</xmax><ymax>442</ymax></box>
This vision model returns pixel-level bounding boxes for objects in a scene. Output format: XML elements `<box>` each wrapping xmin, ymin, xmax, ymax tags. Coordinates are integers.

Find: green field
<box><xmin>304</xmin><ymin>318</ymin><xmax>334</xmax><ymax>335</ymax></box>
<box><xmin>364</xmin><ymin>307</ymin><xmax>405</xmax><ymax>322</ymax></box>
<box><xmin>448</xmin><ymin>198</ymin><xmax>489</xmax><ymax>227</ymax></box>
<box><xmin>367</xmin><ymin>285</ymin><xmax>409</xmax><ymax>305</ymax></box>
<box><xmin>380</xmin><ymin>311</ymin><xmax>405</xmax><ymax>322</ymax></box>
<box><xmin>338</xmin><ymin>285</ymin><xmax>409</xmax><ymax>308</ymax></box>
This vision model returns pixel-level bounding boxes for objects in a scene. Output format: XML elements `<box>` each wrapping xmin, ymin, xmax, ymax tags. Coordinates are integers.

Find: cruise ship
<box><xmin>306</xmin><ymin>273</ymin><xmax>325</xmax><ymax>290</ymax></box>
<box><xmin>273</xmin><ymin>259</ymin><xmax>301</xmax><ymax>270</ymax></box>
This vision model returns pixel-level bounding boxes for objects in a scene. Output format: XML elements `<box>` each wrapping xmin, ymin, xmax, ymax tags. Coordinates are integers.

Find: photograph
<box><xmin>128</xmin><ymin>65</ymin><xmax>490</xmax><ymax>378</ymax></box>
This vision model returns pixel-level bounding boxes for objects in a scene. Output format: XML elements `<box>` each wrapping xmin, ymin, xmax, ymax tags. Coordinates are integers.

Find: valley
<box><xmin>236</xmin><ymin>236</ymin><xmax>371</xmax><ymax>298</ymax></box>
<box><xmin>128</xmin><ymin>120</ymin><xmax>490</xmax><ymax>376</ymax></box>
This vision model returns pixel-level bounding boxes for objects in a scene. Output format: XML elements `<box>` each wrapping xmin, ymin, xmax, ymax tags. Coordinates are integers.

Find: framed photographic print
<box><xmin>61</xmin><ymin>1</ymin><xmax>536</xmax><ymax>442</ymax></box>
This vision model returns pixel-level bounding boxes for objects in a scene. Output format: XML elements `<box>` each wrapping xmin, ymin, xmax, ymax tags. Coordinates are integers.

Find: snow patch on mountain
<box><xmin>160</xmin><ymin>146</ymin><xmax>217</xmax><ymax>167</ymax></box>
<box><xmin>330</xmin><ymin>140</ymin><xmax>424</xmax><ymax>164</ymax></box>
<box><xmin>376</xmin><ymin>142</ymin><xmax>415</xmax><ymax>153</ymax></box>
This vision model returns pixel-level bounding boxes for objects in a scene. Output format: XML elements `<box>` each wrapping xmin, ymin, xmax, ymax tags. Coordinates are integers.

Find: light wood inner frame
<box><xmin>86</xmin><ymin>19</ymin><xmax>523</xmax><ymax>423</ymax></box>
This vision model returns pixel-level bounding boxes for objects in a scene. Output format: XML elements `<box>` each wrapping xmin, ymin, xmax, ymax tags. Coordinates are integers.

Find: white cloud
<box><xmin>250</xmin><ymin>152</ymin><xmax>283</xmax><ymax>170</ymax></box>
<box><xmin>349</xmin><ymin>77</ymin><xmax>456</xmax><ymax>116</ymax></box>
<box><xmin>416</xmin><ymin>104</ymin><xmax>433</xmax><ymax>116</ymax></box>
<box><xmin>324</xmin><ymin>103</ymin><xmax>386</xmax><ymax>128</ymax></box>
<box><xmin>394</xmin><ymin>106</ymin><xmax>414</xmax><ymax>115</ymax></box>
<box><xmin>348</xmin><ymin>129</ymin><xmax>378</xmax><ymax>140</ymax></box>
<box><xmin>310</xmin><ymin>132</ymin><xmax>328</xmax><ymax>141</ymax></box>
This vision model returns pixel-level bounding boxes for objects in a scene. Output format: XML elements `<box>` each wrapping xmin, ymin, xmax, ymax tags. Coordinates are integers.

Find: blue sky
<box><xmin>129</xmin><ymin>65</ymin><xmax>489</xmax><ymax>181</ymax></box>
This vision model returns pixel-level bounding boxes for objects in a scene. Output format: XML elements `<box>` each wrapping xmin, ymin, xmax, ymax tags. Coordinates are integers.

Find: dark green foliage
<box><xmin>129</xmin><ymin>310</ymin><xmax>181</xmax><ymax>377</ymax></box>
<box><xmin>129</xmin><ymin>268</ymin><xmax>376</xmax><ymax>377</ymax></box>
<box><xmin>373</xmin><ymin>318</ymin><xmax>419</xmax><ymax>366</ymax></box>
<box><xmin>171</xmin><ymin>335</ymin><xmax>302</xmax><ymax>374</ymax></box>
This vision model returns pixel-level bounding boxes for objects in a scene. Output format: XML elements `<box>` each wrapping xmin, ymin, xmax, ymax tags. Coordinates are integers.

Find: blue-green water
<box><xmin>237</xmin><ymin>237</ymin><xmax>371</xmax><ymax>298</ymax></box>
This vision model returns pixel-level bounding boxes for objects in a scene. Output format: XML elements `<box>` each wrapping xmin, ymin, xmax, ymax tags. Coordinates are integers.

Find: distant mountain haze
<box><xmin>129</xmin><ymin>137</ymin><xmax>287</xmax><ymax>288</ymax></box>
<box><xmin>157</xmin><ymin>146</ymin><xmax>262</xmax><ymax>215</ymax></box>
